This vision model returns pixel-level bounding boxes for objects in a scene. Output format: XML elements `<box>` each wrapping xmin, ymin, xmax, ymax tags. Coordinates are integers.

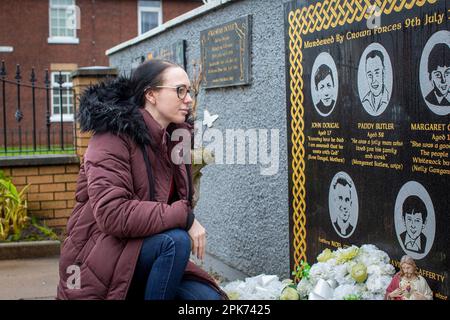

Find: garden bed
<box><xmin>0</xmin><ymin>240</ymin><xmax>60</xmax><ymax>260</ymax></box>
<box><xmin>0</xmin><ymin>217</ymin><xmax>61</xmax><ymax>260</ymax></box>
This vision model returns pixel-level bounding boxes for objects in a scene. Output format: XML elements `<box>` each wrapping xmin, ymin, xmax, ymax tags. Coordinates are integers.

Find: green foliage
<box><xmin>0</xmin><ymin>170</ymin><xmax>30</xmax><ymax>240</ymax></box>
<box><xmin>7</xmin><ymin>215</ymin><xmax>59</xmax><ymax>242</ymax></box>
<box><xmin>343</xmin><ymin>294</ymin><xmax>362</xmax><ymax>300</ymax></box>
<box><xmin>31</xmin><ymin>216</ymin><xmax>58</xmax><ymax>239</ymax></box>
<box><xmin>0</xmin><ymin>145</ymin><xmax>75</xmax><ymax>157</ymax></box>
<box><xmin>291</xmin><ymin>259</ymin><xmax>311</xmax><ymax>281</ymax></box>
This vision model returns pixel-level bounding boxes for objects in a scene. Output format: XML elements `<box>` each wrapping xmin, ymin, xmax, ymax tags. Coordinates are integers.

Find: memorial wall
<box><xmin>285</xmin><ymin>0</ymin><xmax>449</xmax><ymax>299</ymax></box>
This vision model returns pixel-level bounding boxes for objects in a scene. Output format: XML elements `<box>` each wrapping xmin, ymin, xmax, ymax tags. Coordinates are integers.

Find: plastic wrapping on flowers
<box><xmin>222</xmin><ymin>274</ymin><xmax>289</xmax><ymax>300</ymax></box>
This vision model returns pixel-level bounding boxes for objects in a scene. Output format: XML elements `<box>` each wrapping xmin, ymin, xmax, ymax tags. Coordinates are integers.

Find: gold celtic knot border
<box><xmin>287</xmin><ymin>0</ymin><xmax>438</xmax><ymax>281</ymax></box>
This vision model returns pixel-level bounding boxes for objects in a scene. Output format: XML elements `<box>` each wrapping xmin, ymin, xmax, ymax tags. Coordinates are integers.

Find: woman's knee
<box><xmin>177</xmin><ymin>280</ymin><xmax>223</xmax><ymax>300</ymax></box>
<box><xmin>163</xmin><ymin>229</ymin><xmax>191</xmax><ymax>254</ymax></box>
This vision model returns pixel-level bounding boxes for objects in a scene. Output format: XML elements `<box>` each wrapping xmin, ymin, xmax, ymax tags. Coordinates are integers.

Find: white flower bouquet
<box><xmin>296</xmin><ymin>244</ymin><xmax>395</xmax><ymax>300</ymax></box>
<box><xmin>221</xmin><ymin>244</ymin><xmax>395</xmax><ymax>300</ymax></box>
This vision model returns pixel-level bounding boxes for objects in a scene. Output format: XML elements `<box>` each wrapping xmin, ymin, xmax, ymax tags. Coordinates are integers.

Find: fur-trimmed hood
<box><xmin>78</xmin><ymin>76</ymin><xmax>151</xmax><ymax>146</ymax></box>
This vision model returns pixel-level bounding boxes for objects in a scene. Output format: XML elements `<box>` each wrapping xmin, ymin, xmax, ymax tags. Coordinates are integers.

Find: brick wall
<box><xmin>163</xmin><ymin>0</ymin><xmax>203</xmax><ymax>22</ymax></box>
<box><xmin>1</xmin><ymin>164</ymin><xmax>79</xmax><ymax>234</ymax></box>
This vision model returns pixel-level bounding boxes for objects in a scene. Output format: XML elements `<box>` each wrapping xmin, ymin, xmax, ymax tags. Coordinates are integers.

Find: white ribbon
<box><xmin>308</xmin><ymin>279</ymin><xmax>338</xmax><ymax>300</ymax></box>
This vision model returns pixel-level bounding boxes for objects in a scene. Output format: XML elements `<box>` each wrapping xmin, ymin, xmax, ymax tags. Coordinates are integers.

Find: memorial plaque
<box><xmin>201</xmin><ymin>15</ymin><xmax>252</xmax><ymax>88</ymax></box>
<box><xmin>285</xmin><ymin>0</ymin><xmax>449</xmax><ymax>299</ymax></box>
<box><xmin>147</xmin><ymin>40</ymin><xmax>186</xmax><ymax>68</ymax></box>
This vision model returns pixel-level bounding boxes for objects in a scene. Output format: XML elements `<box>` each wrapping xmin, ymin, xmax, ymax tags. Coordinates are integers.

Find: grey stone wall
<box><xmin>109</xmin><ymin>0</ymin><xmax>291</xmax><ymax>279</ymax></box>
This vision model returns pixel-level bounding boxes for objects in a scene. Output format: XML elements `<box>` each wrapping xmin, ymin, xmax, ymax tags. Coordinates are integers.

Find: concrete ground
<box><xmin>0</xmin><ymin>253</ymin><xmax>247</xmax><ymax>300</ymax></box>
<box><xmin>0</xmin><ymin>257</ymin><xmax>59</xmax><ymax>300</ymax></box>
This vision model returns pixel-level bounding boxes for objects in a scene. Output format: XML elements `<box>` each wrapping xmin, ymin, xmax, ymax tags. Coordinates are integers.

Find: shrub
<box><xmin>0</xmin><ymin>170</ymin><xmax>30</xmax><ymax>240</ymax></box>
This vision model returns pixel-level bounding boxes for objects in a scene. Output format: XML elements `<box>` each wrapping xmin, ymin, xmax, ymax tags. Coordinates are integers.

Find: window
<box><xmin>51</xmin><ymin>72</ymin><xmax>74</xmax><ymax>122</ymax></box>
<box><xmin>138</xmin><ymin>0</ymin><xmax>162</xmax><ymax>35</ymax></box>
<box><xmin>48</xmin><ymin>0</ymin><xmax>79</xmax><ymax>44</ymax></box>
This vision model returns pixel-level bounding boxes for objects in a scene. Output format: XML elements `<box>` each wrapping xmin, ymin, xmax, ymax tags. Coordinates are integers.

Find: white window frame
<box><xmin>48</xmin><ymin>0</ymin><xmax>79</xmax><ymax>44</ymax></box>
<box><xmin>50</xmin><ymin>71</ymin><xmax>74</xmax><ymax>122</ymax></box>
<box><xmin>138</xmin><ymin>1</ymin><xmax>162</xmax><ymax>35</ymax></box>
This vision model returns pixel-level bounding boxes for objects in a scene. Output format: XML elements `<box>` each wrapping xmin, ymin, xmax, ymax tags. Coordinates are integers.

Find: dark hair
<box><xmin>365</xmin><ymin>50</ymin><xmax>385</xmax><ymax>68</ymax></box>
<box><xmin>402</xmin><ymin>195</ymin><xmax>427</xmax><ymax>222</ymax></box>
<box><xmin>130</xmin><ymin>59</ymin><xmax>179</xmax><ymax>107</ymax></box>
<box><xmin>314</xmin><ymin>64</ymin><xmax>334</xmax><ymax>89</ymax></box>
<box><xmin>428</xmin><ymin>43</ymin><xmax>450</xmax><ymax>75</ymax></box>
<box><xmin>333</xmin><ymin>177</ymin><xmax>351</xmax><ymax>189</ymax></box>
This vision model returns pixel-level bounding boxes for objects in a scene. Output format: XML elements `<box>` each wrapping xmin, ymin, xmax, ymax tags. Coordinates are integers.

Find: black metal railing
<box><xmin>0</xmin><ymin>61</ymin><xmax>77</xmax><ymax>156</ymax></box>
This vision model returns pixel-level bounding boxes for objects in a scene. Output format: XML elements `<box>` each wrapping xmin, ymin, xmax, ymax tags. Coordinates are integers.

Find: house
<box><xmin>0</xmin><ymin>0</ymin><xmax>203</xmax><ymax>149</ymax></box>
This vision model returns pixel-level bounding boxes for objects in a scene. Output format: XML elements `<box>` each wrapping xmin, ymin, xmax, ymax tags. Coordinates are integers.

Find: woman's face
<box><xmin>148</xmin><ymin>66</ymin><xmax>192</xmax><ymax>127</ymax></box>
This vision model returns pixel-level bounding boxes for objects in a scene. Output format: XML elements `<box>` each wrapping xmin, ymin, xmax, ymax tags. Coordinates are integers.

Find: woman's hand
<box><xmin>188</xmin><ymin>218</ymin><xmax>206</xmax><ymax>260</ymax></box>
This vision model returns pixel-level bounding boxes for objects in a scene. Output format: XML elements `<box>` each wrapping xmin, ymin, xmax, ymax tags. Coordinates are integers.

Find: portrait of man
<box><xmin>329</xmin><ymin>174</ymin><xmax>358</xmax><ymax>238</ymax></box>
<box><xmin>399</xmin><ymin>195</ymin><xmax>428</xmax><ymax>254</ymax></box>
<box><xmin>425</xmin><ymin>43</ymin><xmax>450</xmax><ymax>107</ymax></box>
<box><xmin>361</xmin><ymin>50</ymin><xmax>390</xmax><ymax>115</ymax></box>
<box><xmin>332</xmin><ymin>178</ymin><xmax>354</xmax><ymax>237</ymax></box>
<box><xmin>314</xmin><ymin>64</ymin><xmax>336</xmax><ymax>115</ymax></box>
<box><xmin>311</xmin><ymin>52</ymin><xmax>339</xmax><ymax>117</ymax></box>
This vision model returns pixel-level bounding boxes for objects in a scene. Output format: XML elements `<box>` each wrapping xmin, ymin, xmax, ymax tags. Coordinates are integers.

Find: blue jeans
<box><xmin>127</xmin><ymin>228</ymin><xmax>222</xmax><ymax>300</ymax></box>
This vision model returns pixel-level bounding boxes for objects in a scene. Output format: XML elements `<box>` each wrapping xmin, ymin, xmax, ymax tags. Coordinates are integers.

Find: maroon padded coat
<box><xmin>57</xmin><ymin>78</ymin><xmax>227</xmax><ymax>299</ymax></box>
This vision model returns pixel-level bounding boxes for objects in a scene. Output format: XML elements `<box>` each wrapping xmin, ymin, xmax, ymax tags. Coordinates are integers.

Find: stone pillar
<box><xmin>71</xmin><ymin>67</ymin><xmax>118</xmax><ymax>159</ymax></box>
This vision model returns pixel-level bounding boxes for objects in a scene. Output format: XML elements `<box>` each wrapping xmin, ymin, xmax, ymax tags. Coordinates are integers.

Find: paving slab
<box><xmin>0</xmin><ymin>257</ymin><xmax>59</xmax><ymax>300</ymax></box>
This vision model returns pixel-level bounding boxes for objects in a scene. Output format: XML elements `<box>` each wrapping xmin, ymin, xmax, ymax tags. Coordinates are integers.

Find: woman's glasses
<box><xmin>154</xmin><ymin>85</ymin><xmax>191</xmax><ymax>100</ymax></box>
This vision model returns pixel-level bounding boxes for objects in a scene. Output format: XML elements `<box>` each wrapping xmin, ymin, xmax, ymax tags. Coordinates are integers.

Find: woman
<box><xmin>385</xmin><ymin>255</ymin><xmax>433</xmax><ymax>300</ymax></box>
<box><xmin>57</xmin><ymin>59</ymin><xmax>227</xmax><ymax>300</ymax></box>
